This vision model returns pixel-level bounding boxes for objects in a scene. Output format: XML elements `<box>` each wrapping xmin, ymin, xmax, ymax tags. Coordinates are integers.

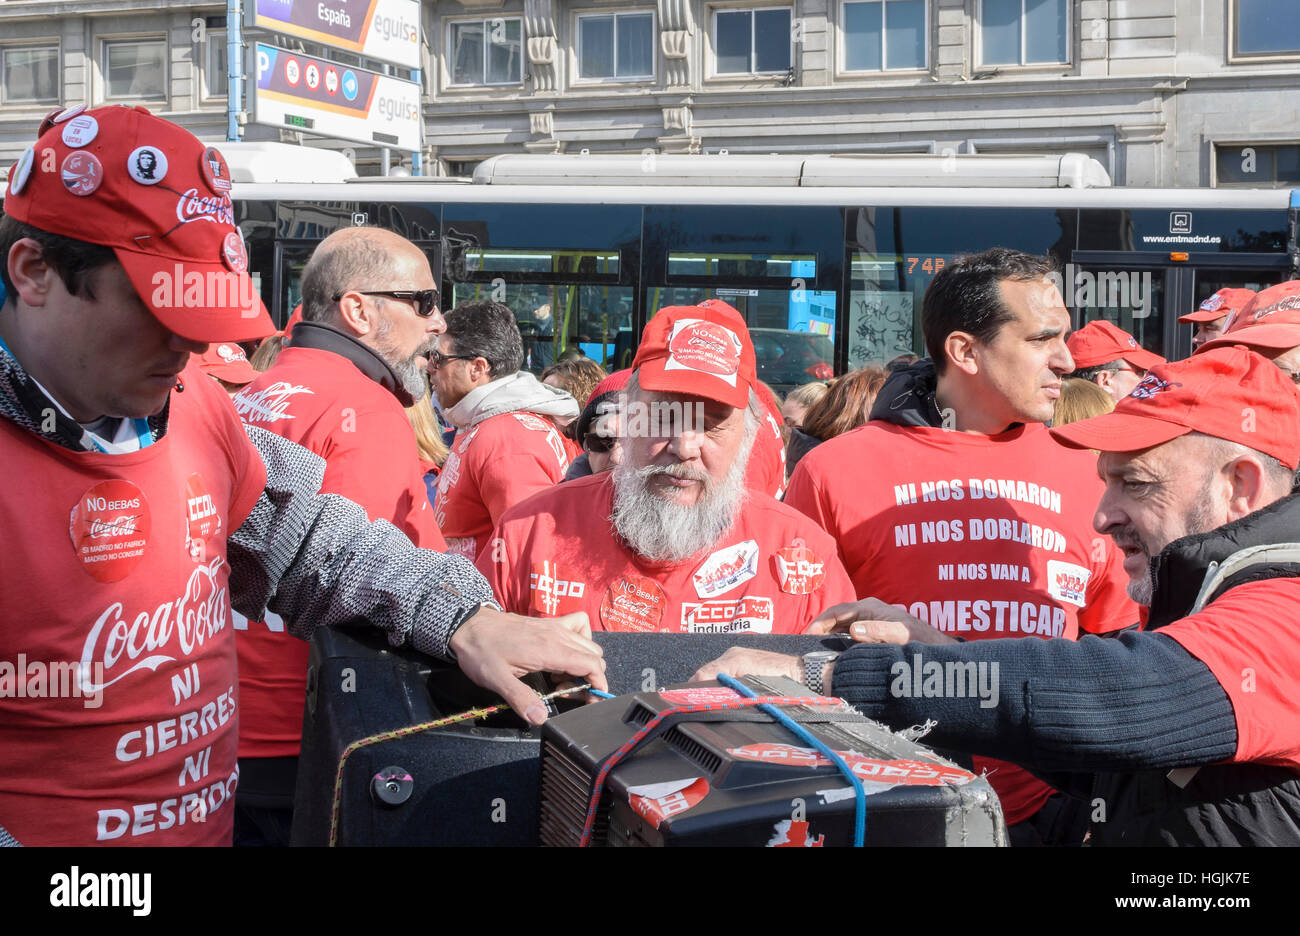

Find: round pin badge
<box><xmin>52</xmin><ymin>103</ymin><xmax>87</xmax><ymax>125</ymax></box>
<box><xmin>61</xmin><ymin>114</ymin><xmax>99</xmax><ymax>148</ymax></box>
<box><xmin>61</xmin><ymin>151</ymin><xmax>103</xmax><ymax>196</ymax></box>
<box><xmin>69</xmin><ymin>479</ymin><xmax>153</xmax><ymax>583</ymax></box>
<box><xmin>126</xmin><ymin>145</ymin><xmax>168</xmax><ymax>185</ymax></box>
<box><xmin>221</xmin><ymin>230</ymin><xmax>248</xmax><ymax>273</ymax></box>
<box><xmin>8</xmin><ymin>147</ymin><xmax>35</xmax><ymax>197</ymax></box>
<box><xmin>38</xmin><ymin>107</ymin><xmax>67</xmax><ymax>137</ymax></box>
<box><xmin>200</xmin><ymin>146</ymin><xmax>232</xmax><ymax>194</ymax></box>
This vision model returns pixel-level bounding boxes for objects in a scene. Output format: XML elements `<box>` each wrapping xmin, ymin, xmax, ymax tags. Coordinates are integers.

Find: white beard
<box><xmin>610</xmin><ymin>433</ymin><xmax>754</xmax><ymax>563</ymax></box>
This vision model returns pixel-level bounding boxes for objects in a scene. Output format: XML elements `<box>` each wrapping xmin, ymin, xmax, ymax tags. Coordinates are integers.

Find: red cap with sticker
<box><xmin>632</xmin><ymin>300</ymin><xmax>757</xmax><ymax>409</ymax></box>
<box><xmin>4</xmin><ymin>104</ymin><xmax>272</xmax><ymax>343</ymax></box>
<box><xmin>196</xmin><ymin>342</ymin><xmax>258</xmax><ymax>384</ymax></box>
<box><xmin>1179</xmin><ymin>287</ymin><xmax>1255</xmax><ymax>325</ymax></box>
<box><xmin>1197</xmin><ymin>280</ymin><xmax>1300</xmax><ymax>355</ymax></box>
<box><xmin>1066</xmin><ymin>319</ymin><xmax>1166</xmax><ymax>371</ymax></box>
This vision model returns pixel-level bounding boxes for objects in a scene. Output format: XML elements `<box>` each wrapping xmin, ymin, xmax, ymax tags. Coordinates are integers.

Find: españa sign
<box><xmin>251</xmin><ymin>0</ymin><xmax>421</xmax><ymax>70</ymax></box>
<box><xmin>253</xmin><ymin>43</ymin><xmax>421</xmax><ymax>151</ymax></box>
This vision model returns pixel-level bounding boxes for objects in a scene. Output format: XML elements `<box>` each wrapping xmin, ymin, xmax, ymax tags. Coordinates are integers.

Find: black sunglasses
<box><xmin>334</xmin><ymin>288</ymin><xmax>440</xmax><ymax>318</ymax></box>
<box><xmin>427</xmin><ymin>349</ymin><xmax>478</xmax><ymax>370</ymax></box>
<box><xmin>583</xmin><ymin>433</ymin><xmax>617</xmax><ymax>454</ymax></box>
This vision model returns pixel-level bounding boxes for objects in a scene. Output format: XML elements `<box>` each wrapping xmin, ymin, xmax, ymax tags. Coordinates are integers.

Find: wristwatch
<box><xmin>801</xmin><ymin>650</ymin><xmax>839</xmax><ymax>695</ymax></box>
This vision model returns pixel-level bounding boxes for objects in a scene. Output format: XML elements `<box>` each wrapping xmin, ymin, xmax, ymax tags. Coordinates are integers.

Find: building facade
<box><xmin>1</xmin><ymin>0</ymin><xmax>1297</xmax><ymax>186</ymax></box>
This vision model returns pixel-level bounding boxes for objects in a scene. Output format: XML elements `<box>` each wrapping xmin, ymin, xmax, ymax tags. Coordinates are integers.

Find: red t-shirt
<box><xmin>232</xmin><ymin>346</ymin><xmax>445</xmax><ymax>758</ymax></box>
<box><xmin>477</xmin><ymin>472</ymin><xmax>855</xmax><ymax>633</ymax></box>
<box><xmin>744</xmin><ymin>387</ymin><xmax>788</xmax><ymax>500</ymax></box>
<box><xmin>0</xmin><ymin>366</ymin><xmax>266</xmax><ymax>845</ymax></box>
<box><xmin>435</xmin><ymin>411</ymin><xmax>571</xmax><ymax>562</ymax></box>
<box><xmin>785</xmin><ymin>420</ymin><xmax>1137</xmax><ymax>825</ymax></box>
<box><xmin>1161</xmin><ymin>578</ymin><xmax>1300</xmax><ymax>770</ymax></box>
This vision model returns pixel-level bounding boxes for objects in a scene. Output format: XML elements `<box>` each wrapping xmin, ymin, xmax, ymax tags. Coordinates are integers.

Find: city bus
<box><xmin>17</xmin><ymin>146</ymin><xmax>1298</xmax><ymax>394</ymax></box>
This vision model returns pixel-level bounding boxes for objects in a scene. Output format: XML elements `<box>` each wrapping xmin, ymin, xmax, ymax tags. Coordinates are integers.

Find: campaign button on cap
<box><xmin>61</xmin><ymin>114</ymin><xmax>99</xmax><ymax>148</ymax></box>
<box><xmin>8</xmin><ymin>147</ymin><xmax>35</xmax><ymax>197</ymax></box>
<box><xmin>52</xmin><ymin>103</ymin><xmax>87</xmax><ymax>125</ymax></box>
<box><xmin>127</xmin><ymin>145</ymin><xmax>168</xmax><ymax>185</ymax></box>
<box><xmin>221</xmin><ymin>230</ymin><xmax>248</xmax><ymax>273</ymax></box>
<box><xmin>61</xmin><ymin>150</ymin><xmax>103</xmax><ymax>196</ymax></box>
<box><xmin>200</xmin><ymin>146</ymin><xmax>233</xmax><ymax>194</ymax></box>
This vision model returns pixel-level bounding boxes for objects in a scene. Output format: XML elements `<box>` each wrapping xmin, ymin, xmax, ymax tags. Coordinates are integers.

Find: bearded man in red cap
<box><xmin>699</xmin><ymin>346</ymin><xmax>1300</xmax><ymax>846</ymax></box>
<box><xmin>1180</xmin><ymin>287</ymin><xmax>1255</xmax><ymax>352</ymax></box>
<box><xmin>0</xmin><ymin>106</ymin><xmax>605</xmax><ymax>846</ymax></box>
<box><xmin>1066</xmin><ymin>319</ymin><xmax>1166</xmax><ymax>402</ymax></box>
<box><xmin>477</xmin><ymin>301</ymin><xmax>854</xmax><ymax>634</ymax></box>
<box><xmin>1197</xmin><ymin>279</ymin><xmax>1300</xmax><ymax>383</ymax></box>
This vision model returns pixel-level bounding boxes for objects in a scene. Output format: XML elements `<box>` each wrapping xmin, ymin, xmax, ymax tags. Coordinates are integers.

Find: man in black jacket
<box><xmin>700</xmin><ymin>346</ymin><xmax>1300</xmax><ymax>845</ymax></box>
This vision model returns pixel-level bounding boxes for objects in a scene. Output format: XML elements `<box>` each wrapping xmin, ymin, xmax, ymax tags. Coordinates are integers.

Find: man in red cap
<box><xmin>477</xmin><ymin>301</ymin><xmax>854</xmax><ymax>634</ymax></box>
<box><xmin>1197</xmin><ymin>279</ymin><xmax>1300</xmax><ymax>383</ymax></box>
<box><xmin>782</xmin><ymin>248</ymin><xmax>1136</xmax><ymax>845</ymax></box>
<box><xmin>1179</xmin><ymin>287</ymin><xmax>1255</xmax><ymax>351</ymax></box>
<box><xmin>0</xmin><ymin>106</ymin><xmax>605</xmax><ymax>846</ymax></box>
<box><xmin>699</xmin><ymin>346</ymin><xmax>1300</xmax><ymax>845</ymax></box>
<box><xmin>196</xmin><ymin>342</ymin><xmax>259</xmax><ymax>396</ymax></box>
<box><xmin>1066</xmin><ymin>319</ymin><xmax>1166</xmax><ymax>402</ymax></box>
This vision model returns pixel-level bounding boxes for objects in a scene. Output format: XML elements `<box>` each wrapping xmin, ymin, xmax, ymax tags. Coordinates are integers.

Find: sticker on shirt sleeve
<box><xmin>184</xmin><ymin>472</ymin><xmax>222</xmax><ymax>561</ymax></box>
<box><xmin>773</xmin><ymin>544</ymin><xmax>826</xmax><ymax>595</ymax></box>
<box><xmin>627</xmin><ymin>777</ymin><xmax>708</xmax><ymax>829</ymax></box>
<box><xmin>681</xmin><ymin>596</ymin><xmax>774</xmax><ymax>634</ymax></box>
<box><xmin>69</xmin><ymin>479</ymin><xmax>152</xmax><ymax>582</ymax></box>
<box><xmin>600</xmin><ymin>574</ymin><xmax>666</xmax><ymax>632</ymax></box>
<box><xmin>127</xmin><ymin>145</ymin><xmax>168</xmax><ymax>185</ymax></box>
<box><xmin>60</xmin><ymin>114</ymin><xmax>99</xmax><ymax>148</ymax></box>
<box><xmin>200</xmin><ymin>146</ymin><xmax>232</xmax><ymax>194</ymax></box>
<box><xmin>1046</xmin><ymin>560</ymin><xmax>1091</xmax><ymax>608</ymax></box>
<box><xmin>529</xmin><ymin>560</ymin><xmax>585</xmax><ymax>616</ymax></box>
<box><xmin>8</xmin><ymin>147</ymin><xmax>35</xmax><ymax>197</ymax></box>
<box><xmin>691</xmin><ymin>539</ymin><xmax>759</xmax><ymax>598</ymax></box>
<box><xmin>61</xmin><ymin>151</ymin><xmax>103</xmax><ymax>197</ymax></box>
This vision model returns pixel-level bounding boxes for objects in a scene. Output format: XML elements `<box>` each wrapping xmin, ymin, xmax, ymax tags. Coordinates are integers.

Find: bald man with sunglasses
<box><xmin>232</xmin><ymin>226</ymin><xmax>450</xmax><ymax>844</ymax></box>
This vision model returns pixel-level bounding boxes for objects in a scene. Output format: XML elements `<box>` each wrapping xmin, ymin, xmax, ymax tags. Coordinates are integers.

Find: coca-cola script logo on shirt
<box><xmin>79</xmin><ymin>555</ymin><xmax>230</xmax><ymax>693</ymax></box>
<box><xmin>232</xmin><ymin>382</ymin><xmax>313</xmax><ymax>424</ymax></box>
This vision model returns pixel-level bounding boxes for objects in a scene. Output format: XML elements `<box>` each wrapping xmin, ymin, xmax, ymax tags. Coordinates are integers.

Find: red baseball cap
<box><xmin>4</xmin><ymin>104</ymin><xmax>272</xmax><ymax>343</ymax></box>
<box><xmin>1051</xmin><ymin>346</ymin><xmax>1300</xmax><ymax>469</ymax></box>
<box><xmin>1067</xmin><ymin>320</ymin><xmax>1166</xmax><ymax>371</ymax></box>
<box><xmin>1197</xmin><ymin>280</ymin><xmax>1300</xmax><ymax>354</ymax></box>
<box><xmin>632</xmin><ymin>301</ymin><xmax>756</xmax><ymax>409</ymax></box>
<box><xmin>196</xmin><ymin>342</ymin><xmax>258</xmax><ymax>384</ymax></box>
<box><xmin>1179</xmin><ymin>287</ymin><xmax>1255</xmax><ymax>324</ymax></box>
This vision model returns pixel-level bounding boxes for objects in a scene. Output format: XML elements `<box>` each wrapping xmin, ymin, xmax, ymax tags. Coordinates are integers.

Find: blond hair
<box><xmin>406</xmin><ymin>400</ymin><xmax>449</xmax><ymax>467</ymax></box>
<box><xmin>1053</xmin><ymin>378</ymin><xmax>1115</xmax><ymax>427</ymax></box>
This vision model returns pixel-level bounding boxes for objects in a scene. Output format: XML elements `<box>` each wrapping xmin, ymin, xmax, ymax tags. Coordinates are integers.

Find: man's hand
<box><xmin>448</xmin><ymin>607</ymin><xmax>607</xmax><ymax>725</ymax></box>
<box><xmin>807</xmin><ymin>598</ymin><xmax>958</xmax><ymax>646</ymax></box>
<box><xmin>689</xmin><ymin>647</ymin><xmax>802</xmax><ymax>684</ymax></box>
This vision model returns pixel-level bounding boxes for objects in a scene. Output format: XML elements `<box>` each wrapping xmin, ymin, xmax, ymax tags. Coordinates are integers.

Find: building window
<box><xmin>2</xmin><ymin>45</ymin><xmax>59</xmax><ymax>104</ymax></box>
<box><xmin>578</xmin><ymin>12</ymin><xmax>654</xmax><ymax>80</ymax></box>
<box><xmin>1216</xmin><ymin>144</ymin><xmax>1300</xmax><ymax>187</ymax></box>
<box><xmin>206</xmin><ymin>31</ymin><xmax>228</xmax><ymax>98</ymax></box>
<box><xmin>842</xmin><ymin>0</ymin><xmax>926</xmax><ymax>71</ymax></box>
<box><xmin>713</xmin><ymin>7</ymin><xmax>792</xmax><ymax>75</ymax></box>
<box><xmin>1234</xmin><ymin>0</ymin><xmax>1300</xmax><ymax>56</ymax></box>
<box><xmin>980</xmin><ymin>0</ymin><xmax>1067</xmax><ymax>66</ymax></box>
<box><xmin>103</xmin><ymin>39</ymin><xmax>167</xmax><ymax>100</ymax></box>
<box><xmin>448</xmin><ymin>17</ymin><xmax>523</xmax><ymax>86</ymax></box>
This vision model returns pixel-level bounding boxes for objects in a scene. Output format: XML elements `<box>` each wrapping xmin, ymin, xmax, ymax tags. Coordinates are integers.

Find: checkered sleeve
<box><xmin>226</xmin><ymin>424</ymin><xmax>499</xmax><ymax>661</ymax></box>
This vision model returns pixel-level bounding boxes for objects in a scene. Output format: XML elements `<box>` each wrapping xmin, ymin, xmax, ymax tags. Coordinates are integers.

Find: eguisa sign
<box><xmin>250</xmin><ymin>0</ymin><xmax>421</xmax><ymax>70</ymax></box>
<box><xmin>252</xmin><ymin>42</ymin><xmax>421</xmax><ymax>151</ymax></box>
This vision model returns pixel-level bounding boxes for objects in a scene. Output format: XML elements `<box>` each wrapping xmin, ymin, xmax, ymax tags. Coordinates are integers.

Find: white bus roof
<box><xmin>217</xmin><ymin>142</ymin><xmax>358</xmax><ymax>184</ymax></box>
<box><xmin>471</xmin><ymin>153</ymin><xmax>1113</xmax><ymax>189</ymax></box>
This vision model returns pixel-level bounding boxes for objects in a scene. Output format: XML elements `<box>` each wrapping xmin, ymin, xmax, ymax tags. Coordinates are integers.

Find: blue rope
<box><xmin>586</xmin><ymin>688</ymin><xmax>616</xmax><ymax>699</ymax></box>
<box><xmin>716</xmin><ymin>672</ymin><xmax>866</xmax><ymax>847</ymax></box>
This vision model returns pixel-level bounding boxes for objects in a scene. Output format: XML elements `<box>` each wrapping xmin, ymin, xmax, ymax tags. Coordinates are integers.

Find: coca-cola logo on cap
<box><xmin>1253</xmin><ymin>294</ymin><xmax>1300</xmax><ymax>322</ymax></box>
<box><xmin>666</xmin><ymin>319</ymin><xmax>742</xmax><ymax>378</ymax></box>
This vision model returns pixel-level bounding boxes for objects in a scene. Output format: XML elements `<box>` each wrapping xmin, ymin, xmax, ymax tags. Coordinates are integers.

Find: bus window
<box><xmin>446</xmin><ymin>248</ymin><xmax>632</xmax><ymax>372</ymax></box>
<box><xmin>848</xmin><ymin>253</ymin><xmax>918</xmax><ymax>367</ymax></box>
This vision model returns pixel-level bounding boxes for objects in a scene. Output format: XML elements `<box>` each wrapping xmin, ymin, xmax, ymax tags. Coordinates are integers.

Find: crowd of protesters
<box><xmin>2</xmin><ymin>108</ymin><xmax>1298</xmax><ymax>849</ymax></box>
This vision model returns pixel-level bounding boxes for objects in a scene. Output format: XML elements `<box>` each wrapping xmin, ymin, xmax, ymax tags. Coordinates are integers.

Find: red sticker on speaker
<box><xmin>69</xmin><ymin>479</ymin><xmax>152</xmax><ymax>582</ymax></box>
<box><xmin>628</xmin><ymin>778</ymin><xmax>709</xmax><ymax>829</ymax></box>
<box><xmin>600</xmin><ymin>574</ymin><xmax>666</xmax><ymax>632</ymax></box>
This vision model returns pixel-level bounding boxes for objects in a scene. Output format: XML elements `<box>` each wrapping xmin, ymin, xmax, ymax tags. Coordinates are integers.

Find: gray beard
<box><xmin>610</xmin><ymin>433</ymin><xmax>754</xmax><ymax>563</ymax></box>
<box><xmin>1125</xmin><ymin>494</ymin><xmax>1221</xmax><ymax>607</ymax></box>
<box><xmin>373</xmin><ymin>320</ymin><xmax>435</xmax><ymax>402</ymax></box>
